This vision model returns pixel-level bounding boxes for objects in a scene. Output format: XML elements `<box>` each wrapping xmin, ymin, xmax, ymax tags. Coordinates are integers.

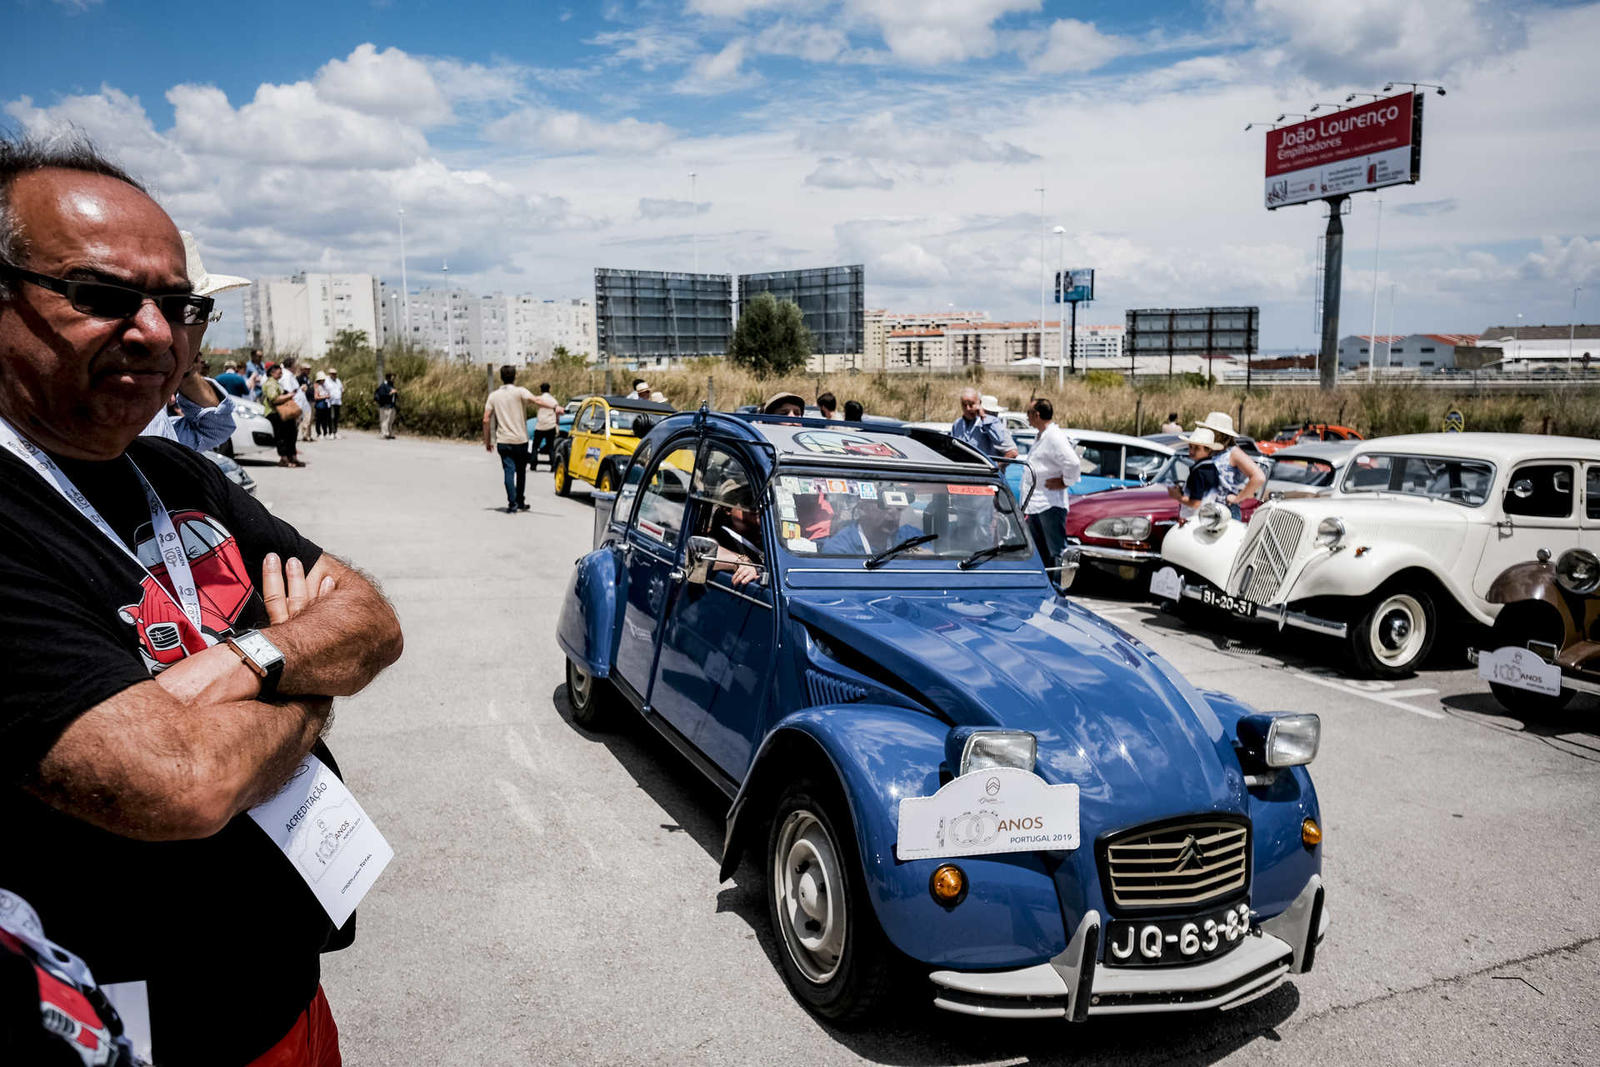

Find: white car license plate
<box><xmin>1105</xmin><ymin>901</ymin><xmax>1252</xmax><ymax>967</ymax></box>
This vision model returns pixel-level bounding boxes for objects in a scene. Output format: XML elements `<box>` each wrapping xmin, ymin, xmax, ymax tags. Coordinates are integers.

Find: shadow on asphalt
<box><xmin>1440</xmin><ymin>691</ymin><xmax>1600</xmax><ymax>743</ymax></box>
<box><xmin>548</xmin><ymin>680</ymin><xmax>1313</xmax><ymax>1066</ymax></box>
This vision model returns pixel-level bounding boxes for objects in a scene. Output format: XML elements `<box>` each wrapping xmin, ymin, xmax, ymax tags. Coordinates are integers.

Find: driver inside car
<box><xmin>819</xmin><ymin>489</ymin><xmax>925</xmax><ymax>555</ymax></box>
<box><xmin>703</xmin><ymin>477</ymin><xmax>763</xmax><ymax>587</ymax></box>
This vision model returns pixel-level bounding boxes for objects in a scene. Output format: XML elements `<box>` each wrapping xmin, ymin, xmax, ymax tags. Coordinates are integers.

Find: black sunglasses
<box><xmin>2</xmin><ymin>263</ymin><xmax>214</xmax><ymax>327</ymax></box>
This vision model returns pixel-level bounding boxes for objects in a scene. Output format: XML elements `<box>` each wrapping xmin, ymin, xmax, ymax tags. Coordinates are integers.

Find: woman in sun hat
<box><xmin>1191</xmin><ymin>410</ymin><xmax>1265</xmax><ymax>516</ymax></box>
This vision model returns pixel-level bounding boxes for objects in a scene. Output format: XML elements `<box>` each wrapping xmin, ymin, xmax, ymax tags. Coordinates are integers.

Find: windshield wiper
<box><xmin>959</xmin><ymin>540</ymin><xmax>1031</xmax><ymax>569</ymax></box>
<box><xmin>864</xmin><ymin>533</ymin><xmax>939</xmax><ymax>569</ymax></box>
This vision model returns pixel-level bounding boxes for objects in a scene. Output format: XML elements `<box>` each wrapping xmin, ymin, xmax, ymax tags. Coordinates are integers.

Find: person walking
<box><xmin>375</xmin><ymin>372</ymin><xmax>400</xmax><ymax>439</ymax></box>
<box><xmin>483</xmin><ymin>365</ymin><xmax>539</xmax><ymax>512</ymax></box>
<box><xmin>260</xmin><ymin>363</ymin><xmax>304</xmax><ymax>466</ymax></box>
<box><xmin>529</xmin><ymin>382</ymin><xmax>560</xmax><ymax>471</ymax></box>
<box><xmin>325</xmin><ymin>367</ymin><xmax>344</xmax><ymax>438</ymax></box>
<box><xmin>1022</xmin><ymin>398</ymin><xmax>1081</xmax><ymax>575</ymax></box>
<box><xmin>312</xmin><ymin>373</ymin><xmax>332</xmax><ymax>439</ymax></box>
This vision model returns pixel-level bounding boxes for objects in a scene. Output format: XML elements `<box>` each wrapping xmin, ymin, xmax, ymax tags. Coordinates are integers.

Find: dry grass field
<box><xmin>275</xmin><ymin>347</ymin><xmax>1600</xmax><ymax>442</ymax></box>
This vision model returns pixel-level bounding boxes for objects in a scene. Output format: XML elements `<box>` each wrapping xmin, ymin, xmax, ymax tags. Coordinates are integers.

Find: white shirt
<box><xmin>326</xmin><ymin>378</ymin><xmax>344</xmax><ymax>404</ymax></box>
<box><xmin>1023</xmin><ymin>422</ymin><xmax>1081</xmax><ymax>515</ymax></box>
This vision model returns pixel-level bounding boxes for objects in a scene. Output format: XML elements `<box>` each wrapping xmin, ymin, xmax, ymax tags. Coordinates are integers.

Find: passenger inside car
<box><xmin>819</xmin><ymin>489</ymin><xmax>925</xmax><ymax>555</ymax></box>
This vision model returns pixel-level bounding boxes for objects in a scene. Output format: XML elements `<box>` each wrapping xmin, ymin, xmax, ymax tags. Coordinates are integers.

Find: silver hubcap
<box><xmin>1370</xmin><ymin>594</ymin><xmax>1426</xmax><ymax>666</ymax></box>
<box><xmin>568</xmin><ymin>661</ymin><xmax>592</xmax><ymax>708</ymax></box>
<box><xmin>773</xmin><ymin>810</ymin><xmax>846</xmax><ymax>984</ymax></box>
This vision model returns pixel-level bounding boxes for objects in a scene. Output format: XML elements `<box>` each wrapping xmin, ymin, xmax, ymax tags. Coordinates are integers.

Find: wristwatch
<box><xmin>225</xmin><ymin>629</ymin><xmax>286</xmax><ymax>697</ymax></box>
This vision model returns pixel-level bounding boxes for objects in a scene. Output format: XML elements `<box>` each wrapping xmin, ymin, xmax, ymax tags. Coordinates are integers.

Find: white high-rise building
<box><xmin>244</xmin><ymin>273</ymin><xmax>382</xmax><ymax>358</ymax></box>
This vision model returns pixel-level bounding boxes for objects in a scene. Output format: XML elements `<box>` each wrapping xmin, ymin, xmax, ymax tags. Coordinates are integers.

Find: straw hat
<box><xmin>1180</xmin><ymin>426</ymin><xmax>1224</xmax><ymax>451</ymax></box>
<box><xmin>1193</xmin><ymin>411</ymin><xmax>1237</xmax><ymax>438</ymax></box>
<box><xmin>180</xmin><ymin>231</ymin><xmax>250</xmax><ymax>297</ymax></box>
<box><xmin>762</xmin><ymin>390</ymin><xmax>805</xmax><ymax>414</ymax></box>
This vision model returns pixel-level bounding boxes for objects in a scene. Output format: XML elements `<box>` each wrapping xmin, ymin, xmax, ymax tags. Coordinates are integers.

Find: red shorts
<box><xmin>247</xmin><ymin>985</ymin><xmax>341</xmax><ymax>1067</ymax></box>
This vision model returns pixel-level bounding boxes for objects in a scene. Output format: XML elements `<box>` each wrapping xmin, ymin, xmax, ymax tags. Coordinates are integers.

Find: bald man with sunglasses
<box><xmin>0</xmin><ymin>137</ymin><xmax>403</xmax><ymax>1066</ymax></box>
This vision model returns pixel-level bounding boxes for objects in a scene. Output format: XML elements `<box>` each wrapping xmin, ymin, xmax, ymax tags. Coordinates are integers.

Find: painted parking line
<box><xmin>1292</xmin><ymin>670</ymin><xmax>1445</xmax><ymax>720</ymax></box>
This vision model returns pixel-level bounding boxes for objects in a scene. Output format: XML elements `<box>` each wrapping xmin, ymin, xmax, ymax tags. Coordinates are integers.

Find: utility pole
<box><xmin>689</xmin><ymin>171</ymin><xmax>699</xmax><ymax>274</ymax></box>
<box><xmin>1036</xmin><ymin>187</ymin><xmax>1046</xmax><ymax>383</ymax></box>
<box><xmin>1367</xmin><ymin>195</ymin><xmax>1382</xmax><ymax>383</ymax></box>
<box><xmin>1318</xmin><ymin>196</ymin><xmax>1348</xmax><ymax>390</ymax></box>
<box><xmin>398</xmin><ymin>207</ymin><xmax>411</xmax><ymax>344</ymax></box>
<box><xmin>442</xmin><ymin>260</ymin><xmax>453</xmax><ymax>362</ymax></box>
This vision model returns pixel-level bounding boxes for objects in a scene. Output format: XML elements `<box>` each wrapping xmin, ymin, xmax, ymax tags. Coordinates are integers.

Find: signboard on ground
<box><xmin>1265</xmin><ymin>93</ymin><xmax>1423</xmax><ymax>210</ymax></box>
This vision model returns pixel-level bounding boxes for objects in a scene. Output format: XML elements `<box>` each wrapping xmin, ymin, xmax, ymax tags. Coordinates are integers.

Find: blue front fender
<box><xmin>556</xmin><ymin>545</ymin><xmax>625</xmax><ymax>677</ymax></box>
<box><xmin>732</xmin><ymin>706</ymin><xmax>1070</xmax><ymax>970</ymax></box>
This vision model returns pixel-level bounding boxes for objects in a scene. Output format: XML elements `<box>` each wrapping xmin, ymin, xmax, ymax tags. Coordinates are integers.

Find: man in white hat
<box><xmin>138</xmin><ymin>231</ymin><xmax>249</xmax><ymax>451</ymax></box>
<box><xmin>325</xmin><ymin>366</ymin><xmax>344</xmax><ymax>438</ymax></box>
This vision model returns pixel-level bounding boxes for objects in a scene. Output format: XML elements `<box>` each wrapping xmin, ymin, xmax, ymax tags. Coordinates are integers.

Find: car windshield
<box><xmin>610</xmin><ymin>408</ymin><xmax>650</xmax><ymax>432</ymax></box>
<box><xmin>1124</xmin><ymin>448</ymin><xmax>1168</xmax><ymax>480</ymax></box>
<box><xmin>1341</xmin><ymin>453</ymin><xmax>1495</xmax><ymax>505</ymax></box>
<box><xmin>1273</xmin><ymin>426</ymin><xmax>1301</xmax><ymax>442</ymax></box>
<box><xmin>1270</xmin><ymin>457</ymin><xmax>1335</xmax><ymax>486</ymax></box>
<box><xmin>773</xmin><ymin>472</ymin><xmax>1030</xmax><ymax>562</ymax></box>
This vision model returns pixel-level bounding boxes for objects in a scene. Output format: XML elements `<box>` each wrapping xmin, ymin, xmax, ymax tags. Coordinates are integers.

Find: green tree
<box><xmin>728</xmin><ymin>291</ymin><xmax>812</xmax><ymax>375</ymax></box>
<box><xmin>329</xmin><ymin>329</ymin><xmax>371</xmax><ymax>363</ymax></box>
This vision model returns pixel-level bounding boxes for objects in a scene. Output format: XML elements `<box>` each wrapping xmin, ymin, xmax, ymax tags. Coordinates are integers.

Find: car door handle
<box><xmin>668</xmin><ymin>569</ymin><xmax>685</xmax><ymax>582</ymax></box>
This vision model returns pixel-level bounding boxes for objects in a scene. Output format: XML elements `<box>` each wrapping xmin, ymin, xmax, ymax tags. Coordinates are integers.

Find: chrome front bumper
<box><xmin>928</xmin><ymin>877</ymin><xmax>1328</xmax><ymax>1020</ymax></box>
<box><xmin>1057</xmin><ymin>543</ymin><xmax>1158</xmax><ymax>590</ymax></box>
<box><xmin>1169</xmin><ymin>573</ymin><xmax>1348</xmax><ymax>639</ymax></box>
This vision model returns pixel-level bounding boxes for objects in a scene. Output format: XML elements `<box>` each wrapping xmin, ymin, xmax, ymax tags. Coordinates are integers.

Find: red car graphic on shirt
<box><xmin>116</xmin><ymin>510</ymin><xmax>254</xmax><ymax>671</ymax></box>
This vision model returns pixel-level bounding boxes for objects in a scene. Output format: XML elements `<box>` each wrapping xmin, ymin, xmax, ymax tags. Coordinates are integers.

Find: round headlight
<box><xmin>1555</xmin><ymin>548</ymin><xmax>1600</xmax><ymax>595</ymax></box>
<box><xmin>1086</xmin><ymin>515</ymin><xmax>1153</xmax><ymax>541</ymax></box>
<box><xmin>1196</xmin><ymin>500</ymin><xmax>1229</xmax><ymax>532</ymax></box>
<box><xmin>1315</xmin><ymin>517</ymin><xmax>1345</xmax><ymax>547</ymax></box>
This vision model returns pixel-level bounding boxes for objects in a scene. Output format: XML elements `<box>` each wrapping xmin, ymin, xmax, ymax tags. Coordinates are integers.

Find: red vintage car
<box><xmin>1059</xmin><ymin>458</ymin><xmax>1262</xmax><ymax>587</ymax></box>
<box><xmin>1256</xmin><ymin>423</ymin><xmax>1364</xmax><ymax>456</ymax></box>
<box><xmin>116</xmin><ymin>510</ymin><xmax>255</xmax><ymax>670</ymax></box>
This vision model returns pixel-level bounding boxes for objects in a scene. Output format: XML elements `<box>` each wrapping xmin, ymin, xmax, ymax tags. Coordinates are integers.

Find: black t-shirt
<box><xmin>1185</xmin><ymin>457</ymin><xmax>1222</xmax><ymax>503</ymax></box>
<box><xmin>0</xmin><ymin>437</ymin><xmax>351</xmax><ymax>1066</ymax></box>
<box><xmin>374</xmin><ymin>382</ymin><xmax>396</xmax><ymax>408</ymax></box>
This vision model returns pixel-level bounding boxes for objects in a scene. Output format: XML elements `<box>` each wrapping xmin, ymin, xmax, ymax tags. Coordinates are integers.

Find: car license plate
<box><xmin>1105</xmin><ymin>901</ymin><xmax>1252</xmax><ymax>967</ymax></box>
<box><xmin>1196</xmin><ymin>584</ymin><xmax>1257</xmax><ymax>618</ymax></box>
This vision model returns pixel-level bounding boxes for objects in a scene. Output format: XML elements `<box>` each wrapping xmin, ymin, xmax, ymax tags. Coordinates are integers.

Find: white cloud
<box><xmin>313</xmin><ymin>43</ymin><xmax>454</xmax><ymax>127</ymax></box>
<box><xmin>639</xmin><ymin>197</ymin><xmax>711</xmax><ymax>219</ymax></box>
<box><xmin>686</xmin><ymin>0</ymin><xmax>791</xmax><ymax>16</ymax></box>
<box><xmin>805</xmin><ymin>157</ymin><xmax>893</xmax><ymax>190</ymax></box>
<box><xmin>674</xmin><ymin>40</ymin><xmax>762</xmax><ymax>94</ymax></box>
<box><xmin>427</xmin><ymin>58</ymin><xmax>527</xmax><ymax>104</ymax></box>
<box><xmin>483</xmin><ymin>108</ymin><xmax>676</xmax><ymax>154</ymax></box>
<box><xmin>166</xmin><ymin>82</ymin><xmax>428</xmax><ymax>169</ymax></box>
<box><xmin>1020</xmin><ymin>18</ymin><xmax>1127</xmax><ymax>74</ymax></box>
<box><xmin>1246</xmin><ymin>0</ymin><xmax>1524</xmax><ymax>84</ymax></box>
<box><xmin>798</xmin><ymin>110</ymin><xmax>1038</xmax><ymax>166</ymax></box>
<box><xmin>752</xmin><ymin>19</ymin><xmax>853</xmax><ymax>63</ymax></box>
<box><xmin>590</xmin><ymin>26</ymin><xmax>701</xmax><ymax>70</ymax></box>
<box><xmin>845</xmin><ymin>0</ymin><xmax>1041</xmax><ymax>64</ymax></box>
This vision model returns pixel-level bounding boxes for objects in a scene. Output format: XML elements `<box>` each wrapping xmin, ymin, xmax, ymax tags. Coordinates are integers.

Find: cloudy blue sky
<box><xmin>5</xmin><ymin>0</ymin><xmax>1597</xmax><ymax>350</ymax></box>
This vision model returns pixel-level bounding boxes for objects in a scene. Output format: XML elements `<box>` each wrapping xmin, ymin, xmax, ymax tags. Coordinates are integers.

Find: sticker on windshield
<box><xmin>781</xmin><ymin>521</ymin><xmax>801</xmax><ymax>541</ymax></box>
<box><xmin>779</xmin><ymin>476</ymin><xmax>799</xmax><ymax>491</ymax></box>
<box><xmin>882</xmin><ymin>490</ymin><xmax>909</xmax><ymax>507</ymax></box>
<box><xmin>857</xmin><ymin>482</ymin><xmax>878</xmax><ymax>500</ymax></box>
<box><xmin>827</xmin><ymin>478</ymin><xmax>848</xmax><ymax>493</ymax></box>
<box><xmin>787</xmin><ymin>537</ymin><xmax>817</xmax><ymax>553</ymax></box>
<box><xmin>792</xmin><ymin>430</ymin><xmax>906</xmax><ymax>460</ymax></box>
<box><xmin>948</xmin><ymin>484</ymin><xmax>997</xmax><ymax>495</ymax></box>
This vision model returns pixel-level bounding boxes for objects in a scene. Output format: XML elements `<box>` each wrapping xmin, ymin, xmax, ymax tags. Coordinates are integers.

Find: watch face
<box><xmin>235</xmin><ymin>630</ymin><xmax>284</xmax><ymax>668</ymax></box>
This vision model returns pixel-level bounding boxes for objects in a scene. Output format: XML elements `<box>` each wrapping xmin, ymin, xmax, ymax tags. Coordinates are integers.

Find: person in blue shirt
<box><xmin>949</xmin><ymin>387</ymin><xmax>1017</xmax><ymax>459</ymax></box>
<box><xmin>819</xmin><ymin>491</ymin><xmax>925</xmax><ymax>555</ymax></box>
<box><xmin>214</xmin><ymin>362</ymin><xmax>248</xmax><ymax>397</ymax></box>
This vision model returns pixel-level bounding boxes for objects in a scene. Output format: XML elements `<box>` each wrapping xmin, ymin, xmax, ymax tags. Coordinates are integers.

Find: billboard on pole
<box><xmin>1265</xmin><ymin>93</ymin><xmax>1422</xmax><ymax>209</ymax></box>
<box><xmin>1054</xmin><ymin>269</ymin><xmax>1094</xmax><ymax>303</ymax></box>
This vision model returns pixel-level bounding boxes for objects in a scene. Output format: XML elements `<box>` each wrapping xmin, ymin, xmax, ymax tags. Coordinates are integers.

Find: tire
<box><xmin>1347</xmin><ymin>586</ymin><xmax>1436</xmax><ymax>678</ymax></box>
<box><xmin>1487</xmin><ymin>604</ymin><xmax>1574</xmax><ymax>716</ymax></box>
<box><xmin>596</xmin><ymin>462</ymin><xmax>616</xmax><ymax>494</ymax></box>
<box><xmin>554</xmin><ymin>448</ymin><xmax>573</xmax><ymax>497</ymax></box>
<box><xmin>565</xmin><ymin>657</ymin><xmax>613</xmax><ymax>730</ymax></box>
<box><xmin>766</xmin><ymin>778</ymin><xmax>894</xmax><ymax>1025</ymax></box>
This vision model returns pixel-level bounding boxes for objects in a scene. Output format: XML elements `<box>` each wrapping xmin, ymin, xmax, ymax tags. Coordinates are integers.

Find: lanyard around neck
<box><xmin>0</xmin><ymin>416</ymin><xmax>204</xmax><ymax>634</ymax></box>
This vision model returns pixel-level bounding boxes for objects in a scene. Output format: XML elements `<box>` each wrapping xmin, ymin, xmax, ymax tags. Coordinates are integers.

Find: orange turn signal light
<box><xmin>1302</xmin><ymin>818</ymin><xmax>1322</xmax><ymax>847</ymax></box>
<box><xmin>930</xmin><ymin>864</ymin><xmax>967</xmax><ymax>907</ymax></box>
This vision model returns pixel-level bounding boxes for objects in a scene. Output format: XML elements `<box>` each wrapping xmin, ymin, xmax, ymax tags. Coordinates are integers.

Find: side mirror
<box><xmin>1056</xmin><ymin>546</ymin><xmax>1081</xmax><ymax>590</ymax></box>
<box><xmin>685</xmin><ymin>535</ymin><xmax>718</xmax><ymax>585</ymax></box>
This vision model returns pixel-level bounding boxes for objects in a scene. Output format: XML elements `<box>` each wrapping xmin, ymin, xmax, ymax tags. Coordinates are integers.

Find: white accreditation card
<box><xmin>897</xmin><ymin>766</ymin><xmax>1079</xmax><ymax>861</ymax></box>
<box><xmin>248</xmin><ymin>755</ymin><xmax>393</xmax><ymax>927</ymax></box>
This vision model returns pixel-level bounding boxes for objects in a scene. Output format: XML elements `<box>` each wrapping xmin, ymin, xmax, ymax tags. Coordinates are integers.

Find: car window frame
<box><xmin>1502</xmin><ymin>460</ymin><xmax>1578</xmax><ymax>520</ymax></box>
<box><xmin>1339</xmin><ymin>451</ymin><xmax>1497</xmax><ymax>508</ymax></box>
<box><xmin>628</xmin><ymin>437</ymin><xmax>699</xmax><ymax>550</ymax></box>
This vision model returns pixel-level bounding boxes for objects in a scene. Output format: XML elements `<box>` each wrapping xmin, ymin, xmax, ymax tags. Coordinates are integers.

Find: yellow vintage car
<box><xmin>554</xmin><ymin>395</ymin><xmax>676</xmax><ymax>495</ymax></box>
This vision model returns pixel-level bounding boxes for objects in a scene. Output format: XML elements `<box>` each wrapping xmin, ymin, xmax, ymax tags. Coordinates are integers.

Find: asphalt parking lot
<box><xmin>245</xmin><ymin>432</ymin><xmax>1599</xmax><ymax>1066</ymax></box>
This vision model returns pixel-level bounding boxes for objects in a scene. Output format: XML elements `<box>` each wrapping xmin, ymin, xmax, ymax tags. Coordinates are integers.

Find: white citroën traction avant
<box><xmin>1156</xmin><ymin>433</ymin><xmax>1600</xmax><ymax>678</ymax></box>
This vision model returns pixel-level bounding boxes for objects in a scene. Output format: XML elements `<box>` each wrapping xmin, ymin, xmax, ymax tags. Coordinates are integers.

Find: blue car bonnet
<box><xmin>785</xmin><ymin>589</ymin><xmax>1244</xmax><ymax>821</ymax></box>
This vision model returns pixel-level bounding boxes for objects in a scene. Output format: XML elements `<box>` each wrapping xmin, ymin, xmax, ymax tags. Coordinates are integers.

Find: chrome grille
<box><xmin>1104</xmin><ymin>820</ymin><xmax>1249</xmax><ymax>910</ymax></box>
<box><xmin>1232</xmin><ymin>509</ymin><xmax>1305</xmax><ymax>603</ymax></box>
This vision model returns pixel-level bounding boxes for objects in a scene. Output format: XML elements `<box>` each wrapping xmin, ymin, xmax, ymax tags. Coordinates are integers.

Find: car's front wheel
<box><xmin>766</xmin><ymin>779</ymin><xmax>894</xmax><ymax>1025</ymax></box>
<box><xmin>1486</xmin><ymin>603</ymin><xmax>1573</xmax><ymax>717</ymax></box>
<box><xmin>565</xmin><ymin>657</ymin><xmax>613</xmax><ymax>729</ymax></box>
<box><xmin>554</xmin><ymin>448</ymin><xmax>573</xmax><ymax>497</ymax></box>
<box><xmin>1347</xmin><ymin>586</ymin><xmax>1436</xmax><ymax>678</ymax></box>
<box><xmin>596</xmin><ymin>462</ymin><xmax>617</xmax><ymax>494</ymax></box>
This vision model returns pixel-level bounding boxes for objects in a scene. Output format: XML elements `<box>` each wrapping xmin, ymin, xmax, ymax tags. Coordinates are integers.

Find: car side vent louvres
<box><xmin>805</xmin><ymin>669</ymin><xmax>870</xmax><ymax>707</ymax></box>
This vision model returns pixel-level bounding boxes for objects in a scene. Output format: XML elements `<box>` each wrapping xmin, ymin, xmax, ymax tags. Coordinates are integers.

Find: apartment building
<box><xmin>244</xmin><ymin>272</ymin><xmax>383</xmax><ymax>358</ymax></box>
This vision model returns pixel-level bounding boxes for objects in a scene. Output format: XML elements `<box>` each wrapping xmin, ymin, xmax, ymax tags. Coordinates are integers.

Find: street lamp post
<box><xmin>1036</xmin><ymin>188</ymin><xmax>1047</xmax><ymax>382</ymax></box>
<box><xmin>442</xmin><ymin>260</ymin><xmax>453</xmax><ymax>361</ymax></box>
<box><xmin>1053</xmin><ymin>225</ymin><xmax>1066</xmax><ymax>388</ymax></box>
<box><xmin>398</xmin><ymin>207</ymin><xmax>411</xmax><ymax>344</ymax></box>
<box><xmin>1367</xmin><ymin>195</ymin><xmax>1382</xmax><ymax>383</ymax></box>
<box><xmin>689</xmin><ymin>171</ymin><xmax>698</xmax><ymax>274</ymax></box>
<box><xmin>1571</xmin><ymin>287</ymin><xmax>1582</xmax><ymax>371</ymax></box>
